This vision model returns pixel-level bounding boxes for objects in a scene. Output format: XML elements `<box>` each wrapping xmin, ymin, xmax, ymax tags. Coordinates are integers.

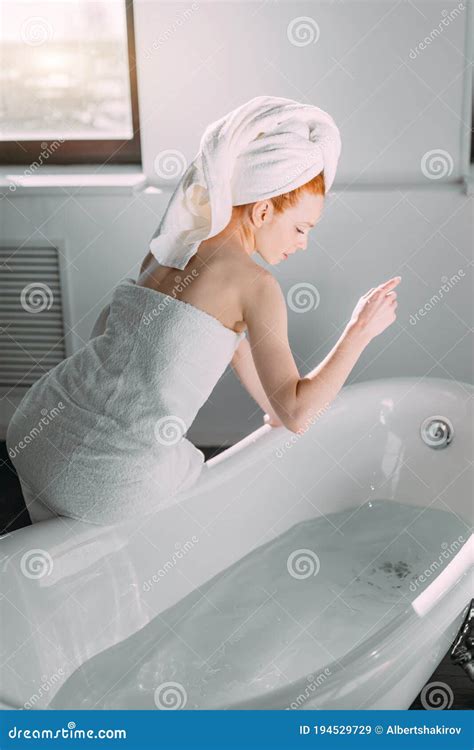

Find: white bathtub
<box><xmin>0</xmin><ymin>376</ymin><xmax>472</xmax><ymax>711</ymax></box>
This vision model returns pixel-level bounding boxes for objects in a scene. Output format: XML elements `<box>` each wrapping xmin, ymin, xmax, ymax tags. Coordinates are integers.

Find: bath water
<box><xmin>50</xmin><ymin>499</ymin><xmax>468</xmax><ymax>710</ymax></box>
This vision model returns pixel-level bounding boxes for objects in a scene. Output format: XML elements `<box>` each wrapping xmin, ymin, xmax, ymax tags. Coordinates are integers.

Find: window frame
<box><xmin>0</xmin><ymin>0</ymin><xmax>141</xmax><ymax>166</ymax></box>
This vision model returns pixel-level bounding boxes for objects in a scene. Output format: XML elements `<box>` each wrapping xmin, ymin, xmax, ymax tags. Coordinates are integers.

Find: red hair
<box><xmin>231</xmin><ymin>170</ymin><xmax>325</xmax><ymax>243</ymax></box>
<box><xmin>267</xmin><ymin>169</ymin><xmax>326</xmax><ymax>213</ymax></box>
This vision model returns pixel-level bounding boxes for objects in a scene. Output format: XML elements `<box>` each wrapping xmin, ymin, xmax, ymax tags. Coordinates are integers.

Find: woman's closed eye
<box><xmin>296</xmin><ymin>227</ymin><xmax>306</xmax><ymax>235</ymax></box>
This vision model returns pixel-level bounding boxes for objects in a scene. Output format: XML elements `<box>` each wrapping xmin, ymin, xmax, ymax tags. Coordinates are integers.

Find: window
<box><xmin>0</xmin><ymin>0</ymin><xmax>141</xmax><ymax>165</ymax></box>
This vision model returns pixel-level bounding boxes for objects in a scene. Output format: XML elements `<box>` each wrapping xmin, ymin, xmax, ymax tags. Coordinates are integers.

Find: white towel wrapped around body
<box><xmin>6</xmin><ymin>279</ymin><xmax>245</xmax><ymax>525</ymax></box>
<box><xmin>149</xmin><ymin>95</ymin><xmax>342</xmax><ymax>270</ymax></box>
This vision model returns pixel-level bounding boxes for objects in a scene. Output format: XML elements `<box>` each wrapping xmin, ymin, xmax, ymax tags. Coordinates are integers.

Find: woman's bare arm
<box><xmin>242</xmin><ymin>272</ymin><xmax>399</xmax><ymax>433</ymax></box>
<box><xmin>231</xmin><ymin>337</ymin><xmax>283</xmax><ymax>425</ymax></box>
<box><xmin>241</xmin><ymin>271</ymin><xmax>303</xmax><ymax>432</ymax></box>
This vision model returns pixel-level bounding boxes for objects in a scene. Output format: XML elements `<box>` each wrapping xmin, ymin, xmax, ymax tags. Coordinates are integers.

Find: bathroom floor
<box><xmin>0</xmin><ymin>440</ymin><xmax>471</xmax><ymax>710</ymax></box>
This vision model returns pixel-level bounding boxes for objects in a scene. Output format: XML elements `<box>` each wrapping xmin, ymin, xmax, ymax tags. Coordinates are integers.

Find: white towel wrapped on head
<box><xmin>149</xmin><ymin>95</ymin><xmax>342</xmax><ymax>270</ymax></box>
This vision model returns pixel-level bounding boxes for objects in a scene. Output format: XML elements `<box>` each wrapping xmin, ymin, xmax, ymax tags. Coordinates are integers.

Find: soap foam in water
<box><xmin>50</xmin><ymin>499</ymin><xmax>467</xmax><ymax>710</ymax></box>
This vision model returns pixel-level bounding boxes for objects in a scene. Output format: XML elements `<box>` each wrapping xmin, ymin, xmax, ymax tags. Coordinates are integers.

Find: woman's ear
<box><xmin>252</xmin><ymin>200</ymin><xmax>273</xmax><ymax>228</ymax></box>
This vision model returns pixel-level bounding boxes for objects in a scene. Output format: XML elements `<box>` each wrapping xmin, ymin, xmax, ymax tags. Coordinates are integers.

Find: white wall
<box><xmin>135</xmin><ymin>0</ymin><xmax>471</xmax><ymax>185</ymax></box>
<box><xmin>0</xmin><ymin>0</ymin><xmax>472</xmax><ymax>444</ymax></box>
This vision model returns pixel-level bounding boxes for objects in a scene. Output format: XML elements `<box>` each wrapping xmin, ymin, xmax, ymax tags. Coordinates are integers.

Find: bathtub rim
<box><xmin>202</xmin><ymin>374</ymin><xmax>473</xmax><ymax>477</ymax></box>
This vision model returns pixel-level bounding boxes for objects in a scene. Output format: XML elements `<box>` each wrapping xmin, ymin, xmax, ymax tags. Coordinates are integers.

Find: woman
<box><xmin>136</xmin><ymin>173</ymin><xmax>400</xmax><ymax>432</ymax></box>
<box><xmin>6</xmin><ymin>96</ymin><xmax>399</xmax><ymax>526</ymax></box>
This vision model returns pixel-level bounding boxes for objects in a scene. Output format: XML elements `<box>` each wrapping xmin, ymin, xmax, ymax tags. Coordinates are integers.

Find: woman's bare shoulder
<box><xmin>137</xmin><ymin>245</ymin><xmax>280</xmax><ymax>330</ymax></box>
<box><xmin>239</xmin><ymin>263</ymin><xmax>284</xmax><ymax>325</ymax></box>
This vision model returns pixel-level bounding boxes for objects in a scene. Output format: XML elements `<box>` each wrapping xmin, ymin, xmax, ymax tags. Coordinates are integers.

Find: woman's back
<box><xmin>136</xmin><ymin>239</ymin><xmax>258</xmax><ymax>336</ymax></box>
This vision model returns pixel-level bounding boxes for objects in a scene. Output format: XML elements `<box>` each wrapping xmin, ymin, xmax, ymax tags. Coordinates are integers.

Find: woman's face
<box><xmin>252</xmin><ymin>192</ymin><xmax>325</xmax><ymax>265</ymax></box>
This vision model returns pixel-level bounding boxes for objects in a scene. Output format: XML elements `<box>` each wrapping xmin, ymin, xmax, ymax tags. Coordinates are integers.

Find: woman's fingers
<box><xmin>381</xmin><ymin>276</ymin><xmax>402</xmax><ymax>290</ymax></box>
<box><xmin>363</xmin><ymin>277</ymin><xmax>401</xmax><ymax>300</ymax></box>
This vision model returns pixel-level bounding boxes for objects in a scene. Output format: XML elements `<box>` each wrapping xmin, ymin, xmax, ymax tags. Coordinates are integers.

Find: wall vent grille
<box><xmin>0</xmin><ymin>245</ymin><xmax>66</xmax><ymax>389</ymax></box>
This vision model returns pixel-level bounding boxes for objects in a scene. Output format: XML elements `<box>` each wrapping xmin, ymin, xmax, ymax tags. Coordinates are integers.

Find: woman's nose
<box><xmin>298</xmin><ymin>237</ymin><xmax>308</xmax><ymax>250</ymax></box>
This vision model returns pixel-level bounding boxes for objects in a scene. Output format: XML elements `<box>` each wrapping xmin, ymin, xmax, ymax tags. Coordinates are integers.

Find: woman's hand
<box><xmin>348</xmin><ymin>276</ymin><xmax>401</xmax><ymax>343</ymax></box>
<box><xmin>263</xmin><ymin>412</ymin><xmax>283</xmax><ymax>428</ymax></box>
